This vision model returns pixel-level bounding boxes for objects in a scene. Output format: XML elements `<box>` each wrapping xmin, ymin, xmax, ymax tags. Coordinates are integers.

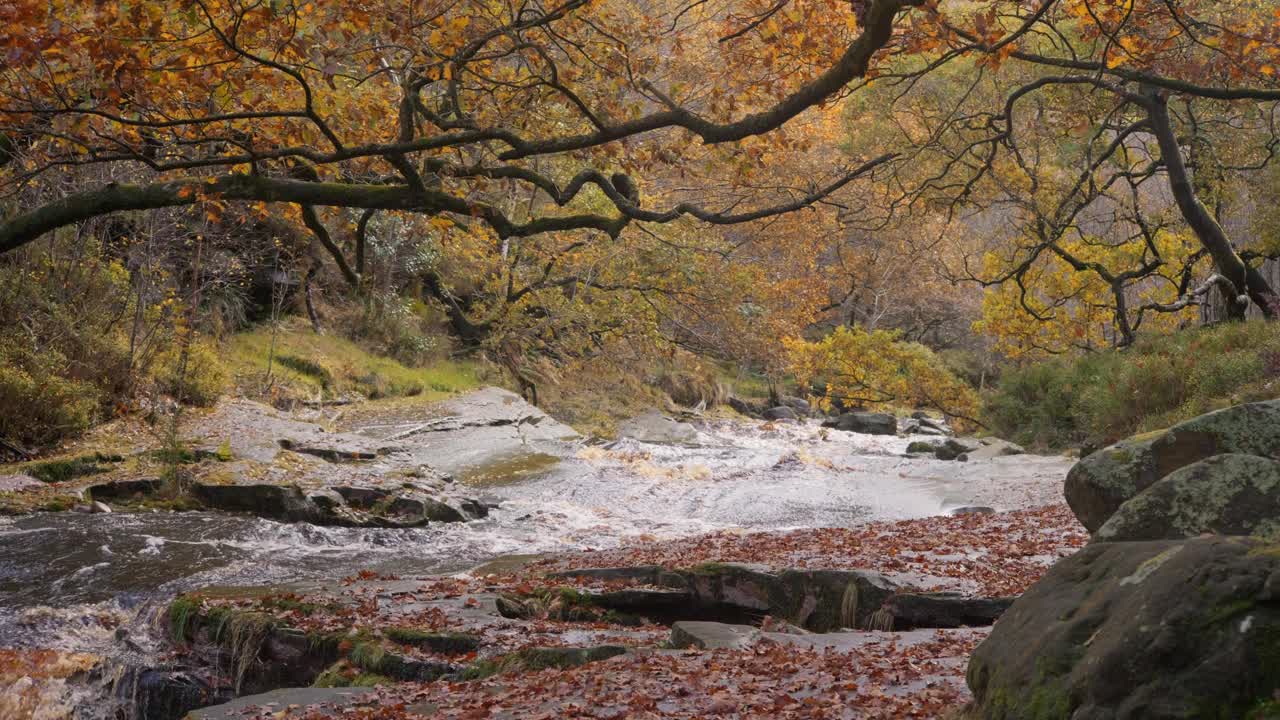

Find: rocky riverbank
<box><xmin>1</xmin><ymin>387</ymin><xmax>1082</xmax><ymax>719</ymax></box>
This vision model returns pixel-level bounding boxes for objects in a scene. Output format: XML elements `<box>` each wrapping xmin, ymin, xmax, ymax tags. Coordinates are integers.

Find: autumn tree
<box><xmin>923</xmin><ymin>0</ymin><xmax>1280</xmax><ymax>338</ymax></box>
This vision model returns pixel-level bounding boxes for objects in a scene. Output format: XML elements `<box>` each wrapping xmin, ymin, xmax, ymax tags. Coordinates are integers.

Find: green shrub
<box><xmin>0</xmin><ymin>358</ymin><xmax>99</xmax><ymax>448</ymax></box>
<box><xmin>984</xmin><ymin>320</ymin><xmax>1280</xmax><ymax>449</ymax></box>
<box><xmin>155</xmin><ymin>339</ymin><xmax>229</xmax><ymax>406</ymax></box>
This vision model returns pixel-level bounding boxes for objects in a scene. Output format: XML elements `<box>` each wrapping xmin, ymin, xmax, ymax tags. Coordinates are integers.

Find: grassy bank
<box><xmin>224</xmin><ymin>319</ymin><xmax>478</xmax><ymax>404</ymax></box>
<box><xmin>984</xmin><ymin>320</ymin><xmax>1280</xmax><ymax>450</ymax></box>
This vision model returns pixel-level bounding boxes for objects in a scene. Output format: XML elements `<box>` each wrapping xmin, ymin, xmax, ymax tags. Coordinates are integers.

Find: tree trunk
<box><xmin>1145</xmin><ymin>90</ymin><xmax>1276</xmax><ymax>319</ymax></box>
<box><xmin>304</xmin><ymin>261</ymin><xmax>323</xmax><ymax>333</ymax></box>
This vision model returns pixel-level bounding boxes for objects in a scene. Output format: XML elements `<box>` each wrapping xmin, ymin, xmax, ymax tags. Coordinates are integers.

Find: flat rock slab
<box><xmin>187</xmin><ymin>687</ymin><xmax>371</xmax><ymax>719</ymax></box>
<box><xmin>353</xmin><ymin>387</ymin><xmax>579</xmax><ymax>476</ymax></box>
<box><xmin>185</xmin><ymin>399</ymin><xmax>398</xmax><ymax>464</ymax></box>
<box><xmin>616</xmin><ymin>411</ymin><xmax>700</xmax><ymax>445</ymax></box>
<box><xmin>669</xmin><ymin>621</ymin><xmax>762</xmax><ymax>649</ymax></box>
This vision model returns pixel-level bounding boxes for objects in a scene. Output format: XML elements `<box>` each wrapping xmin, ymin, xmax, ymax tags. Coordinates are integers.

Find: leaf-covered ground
<box><xmin>187</xmin><ymin>503</ymin><xmax>1084</xmax><ymax>719</ymax></box>
<box><xmin>534</xmin><ymin>503</ymin><xmax>1087</xmax><ymax>597</ymax></box>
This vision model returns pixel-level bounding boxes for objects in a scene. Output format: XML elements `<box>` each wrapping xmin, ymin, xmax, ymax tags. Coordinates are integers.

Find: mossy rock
<box><xmin>967</xmin><ymin>537</ymin><xmax>1280</xmax><ymax>719</ymax></box>
<box><xmin>384</xmin><ymin>628</ymin><xmax>480</xmax><ymax>654</ymax></box>
<box><xmin>1096</xmin><ymin>454</ymin><xmax>1280</xmax><ymax>541</ymax></box>
<box><xmin>1065</xmin><ymin>399</ymin><xmax>1280</xmax><ymax>532</ymax></box>
<box><xmin>458</xmin><ymin>645</ymin><xmax>628</xmax><ymax>680</ymax></box>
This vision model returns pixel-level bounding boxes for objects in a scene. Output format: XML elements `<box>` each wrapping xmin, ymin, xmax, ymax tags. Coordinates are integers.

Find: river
<box><xmin>0</xmin><ymin>416</ymin><xmax>1071</xmax><ymax>718</ymax></box>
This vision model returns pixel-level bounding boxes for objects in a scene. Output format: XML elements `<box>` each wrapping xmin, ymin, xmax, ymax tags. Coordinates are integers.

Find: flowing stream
<box><xmin>0</xmin><ymin>417</ymin><xmax>1071</xmax><ymax>718</ymax></box>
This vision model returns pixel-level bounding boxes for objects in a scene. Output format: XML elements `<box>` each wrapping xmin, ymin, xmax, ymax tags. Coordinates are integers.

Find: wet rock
<box><xmin>822</xmin><ymin>412</ymin><xmax>897</xmax><ymax>436</ymax></box>
<box><xmin>934</xmin><ymin>438</ymin><xmax>978</xmax><ymax>461</ymax></box>
<box><xmin>191</xmin><ymin>482</ymin><xmax>319</xmax><ymax>522</ymax></box>
<box><xmin>90</xmin><ymin>500</ymin><xmax>112</xmax><ymax>513</ymax></box>
<box><xmin>1065</xmin><ymin>399</ymin><xmax>1280</xmax><ymax>532</ymax></box>
<box><xmin>386</xmin><ymin>494</ymin><xmax>467</xmax><ymax>523</ymax></box>
<box><xmin>86</xmin><ymin>477</ymin><xmax>163</xmax><ymax>502</ymax></box>
<box><xmin>681</xmin><ymin>563</ymin><xmax>898</xmax><ymax>631</ymax></box>
<box><xmin>117</xmin><ymin>666</ymin><xmax>232</xmax><ymax>720</ymax></box>
<box><xmin>1095</xmin><ymin>453</ymin><xmax>1280</xmax><ymax>542</ymax></box>
<box><xmin>304</xmin><ymin>489</ymin><xmax>345</xmax><ymax>512</ymax></box>
<box><xmin>905</xmin><ymin>440</ymin><xmax>941</xmax><ymax>454</ymax></box>
<box><xmin>458</xmin><ymin>498</ymin><xmax>493</xmax><ymax>519</ymax></box>
<box><xmin>967</xmin><ymin>537</ymin><xmax>1280</xmax><ymax>720</ymax></box>
<box><xmin>870</xmin><ymin>592</ymin><xmax>1013</xmax><ymax>630</ymax></box>
<box><xmin>332</xmin><ymin>485</ymin><xmax>392</xmax><ymax>508</ymax></box>
<box><xmin>968</xmin><ymin>438</ymin><xmax>1026</xmax><ymax>460</ymax></box>
<box><xmin>617</xmin><ymin>411</ymin><xmax>700</xmax><ymax>445</ymax></box>
<box><xmin>763</xmin><ymin>406</ymin><xmax>799</xmax><ymax>421</ymax></box>
<box><xmin>668</xmin><ymin>621</ymin><xmax>762</xmax><ymax>650</ymax></box>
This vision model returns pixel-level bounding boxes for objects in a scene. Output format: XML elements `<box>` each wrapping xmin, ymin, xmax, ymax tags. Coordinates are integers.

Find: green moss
<box><xmin>1200</xmin><ymin>599</ymin><xmax>1255</xmax><ymax>628</ymax></box>
<box><xmin>458</xmin><ymin>646</ymin><xmax>628</xmax><ymax>680</ymax></box>
<box><xmin>167</xmin><ymin>596</ymin><xmax>202</xmax><ymax>642</ymax></box>
<box><xmin>23</xmin><ymin>453</ymin><xmax>120</xmax><ymax>483</ymax></box>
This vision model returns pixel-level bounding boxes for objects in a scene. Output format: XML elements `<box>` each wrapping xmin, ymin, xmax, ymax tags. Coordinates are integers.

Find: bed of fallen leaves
<box><xmin>175</xmin><ymin>504</ymin><xmax>1089</xmax><ymax>719</ymax></box>
<box><xmin>238</xmin><ymin>632</ymin><xmax>983</xmax><ymax>720</ymax></box>
<box><xmin>534</xmin><ymin>504</ymin><xmax>1087</xmax><ymax>597</ymax></box>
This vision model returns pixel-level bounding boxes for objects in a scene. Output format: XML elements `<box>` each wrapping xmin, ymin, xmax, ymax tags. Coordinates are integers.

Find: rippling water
<box><xmin>0</xmin><ymin>418</ymin><xmax>1071</xmax><ymax>718</ymax></box>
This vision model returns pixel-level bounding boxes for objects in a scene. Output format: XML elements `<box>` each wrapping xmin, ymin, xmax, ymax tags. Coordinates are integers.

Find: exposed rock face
<box><xmin>1095</xmin><ymin>453</ymin><xmax>1280</xmax><ymax>542</ymax></box>
<box><xmin>966</xmin><ymin>537</ymin><xmax>1280</xmax><ymax>720</ymax></box>
<box><xmin>822</xmin><ymin>412</ymin><xmax>897</xmax><ymax>436</ymax></box>
<box><xmin>1064</xmin><ymin>399</ymin><xmax>1280</xmax><ymax>532</ymax></box>
<box><xmin>616</xmin><ymin>411</ymin><xmax>700</xmax><ymax>445</ymax></box>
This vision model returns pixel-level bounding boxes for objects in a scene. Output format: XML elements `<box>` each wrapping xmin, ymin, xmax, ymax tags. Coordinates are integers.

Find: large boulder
<box><xmin>1095</xmin><ymin>453</ymin><xmax>1280</xmax><ymax>542</ymax></box>
<box><xmin>966</xmin><ymin>537</ymin><xmax>1280</xmax><ymax>720</ymax></box>
<box><xmin>1064</xmin><ymin>400</ymin><xmax>1280</xmax><ymax>532</ymax></box>
<box><xmin>822</xmin><ymin>412</ymin><xmax>897</xmax><ymax>436</ymax></box>
<box><xmin>616</xmin><ymin>411</ymin><xmax>699</xmax><ymax>445</ymax></box>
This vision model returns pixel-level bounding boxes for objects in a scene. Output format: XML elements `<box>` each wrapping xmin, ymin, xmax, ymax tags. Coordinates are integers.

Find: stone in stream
<box><xmin>1094</xmin><ymin>453</ymin><xmax>1280</xmax><ymax>542</ymax></box>
<box><xmin>966</xmin><ymin>536</ymin><xmax>1280</xmax><ymax>720</ymax></box>
<box><xmin>934</xmin><ymin>438</ymin><xmax>979</xmax><ymax>461</ymax></box>
<box><xmin>905</xmin><ymin>440</ymin><xmax>941</xmax><ymax>455</ymax></box>
<box><xmin>822</xmin><ymin>412</ymin><xmax>897</xmax><ymax>435</ymax></box>
<box><xmin>616</xmin><ymin>410</ymin><xmax>700</xmax><ymax>445</ymax></box>
<box><xmin>1064</xmin><ymin>399</ymin><xmax>1280</xmax><ymax>532</ymax></box>
<box><xmin>669</xmin><ymin>621</ymin><xmax>763</xmax><ymax>649</ymax></box>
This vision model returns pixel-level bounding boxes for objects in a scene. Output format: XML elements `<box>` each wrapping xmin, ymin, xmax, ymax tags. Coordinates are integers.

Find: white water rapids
<box><xmin>0</xmin><ymin>417</ymin><xmax>1071</xmax><ymax>718</ymax></box>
